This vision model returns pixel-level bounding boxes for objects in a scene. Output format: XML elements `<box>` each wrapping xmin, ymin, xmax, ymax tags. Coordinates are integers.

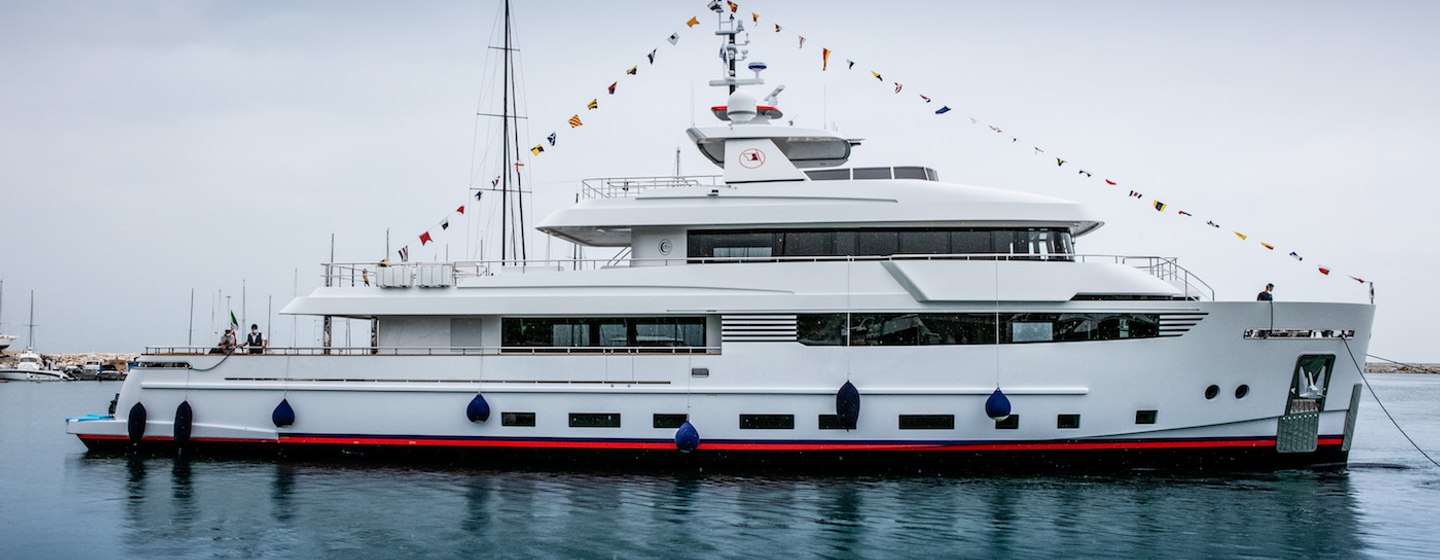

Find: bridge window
<box><xmin>687</xmin><ymin>228</ymin><xmax>1074</xmax><ymax>261</ymax></box>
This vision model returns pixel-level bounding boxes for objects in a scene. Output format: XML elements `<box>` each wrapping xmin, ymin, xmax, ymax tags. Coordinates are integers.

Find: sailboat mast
<box><xmin>499</xmin><ymin>0</ymin><xmax>511</xmax><ymax>263</ymax></box>
<box><xmin>27</xmin><ymin>290</ymin><xmax>34</xmax><ymax>350</ymax></box>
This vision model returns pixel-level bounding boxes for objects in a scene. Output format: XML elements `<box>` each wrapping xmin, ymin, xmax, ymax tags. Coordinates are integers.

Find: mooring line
<box><xmin>1341</xmin><ymin>337</ymin><xmax>1440</xmax><ymax>469</ymax></box>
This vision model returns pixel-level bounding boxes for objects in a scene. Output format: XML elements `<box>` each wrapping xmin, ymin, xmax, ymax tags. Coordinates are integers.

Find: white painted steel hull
<box><xmin>68</xmin><ymin>300</ymin><xmax>1373</xmax><ymax>469</ymax></box>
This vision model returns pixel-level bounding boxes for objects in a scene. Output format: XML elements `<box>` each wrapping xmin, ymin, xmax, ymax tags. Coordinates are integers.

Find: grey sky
<box><xmin>1</xmin><ymin>1</ymin><xmax>1436</xmax><ymax>361</ymax></box>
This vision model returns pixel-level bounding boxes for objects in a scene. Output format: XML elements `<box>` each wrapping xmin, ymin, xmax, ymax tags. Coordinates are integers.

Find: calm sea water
<box><xmin>2</xmin><ymin>376</ymin><xmax>1438</xmax><ymax>559</ymax></box>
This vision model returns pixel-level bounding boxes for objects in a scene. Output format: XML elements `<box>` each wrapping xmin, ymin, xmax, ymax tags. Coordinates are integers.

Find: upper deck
<box><xmin>540</xmin><ymin>172</ymin><xmax>1104</xmax><ymax>248</ymax></box>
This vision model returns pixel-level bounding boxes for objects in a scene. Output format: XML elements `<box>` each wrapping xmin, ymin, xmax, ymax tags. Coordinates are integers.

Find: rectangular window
<box><xmin>899</xmin><ymin>230</ymin><xmax>950</xmax><ymax>255</ymax></box>
<box><xmin>856</xmin><ymin>231</ymin><xmax>898</xmax><ymax>256</ymax></box>
<box><xmin>805</xmin><ymin>168</ymin><xmax>851</xmax><ymax>181</ymax></box>
<box><xmin>1135</xmin><ymin>410</ymin><xmax>1157</xmax><ymax>425</ymax></box>
<box><xmin>797</xmin><ymin>314</ymin><xmax>847</xmax><ymax>346</ymax></box>
<box><xmin>1057</xmin><ymin>414</ymin><xmax>1081</xmax><ymax>429</ymax></box>
<box><xmin>797</xmin><ymin>313</ymin><xmax>1158</xmax><ymax>347</ymax></box>
<box><xmin>995</xmin><ymin>415</ymin><xmax>1020</xmax><ymax>430</ymax></box>
<box><xmin>569</xmin><ymin>413</ymin><xmax>621</xmax><ymax>428</ymax></box>
<box><xmin>818</xmin><ymin>414</ymin><xmax>845</xmax><ymax>430</ymax></box>
<box><xmin>899</xmin><ymin>414</ymin><xmax>955</xmax><ymax>430</ymax></box>
<box><xmin>502</xmin><ymin>317</ymin><xmax>707</xmax><ymax>350</ymax></box>
<box><xmin>951</xmin><ymin>230</ymin><xmax>994</xmax><ymax>255</ymax></box>
<box><xmin>852</xmin><ymin>167</ymin><xmax>893</xmax><ymax>180</ymax></box>
<box><xmin>688</xmin><ymin>228</ymin><xmax>1073</xmax><ymax>260</ymax></box>
<box><xmin>892</xmin><ymin>166</ymin><xmax>929</xmax><ymax>180</ymax></box>
<box><xmin>501</xmin><ymin>412</ymin><xmax>536</xmax><ymax>427</ymax></box>
<box><xmin>653</xmin><ymin>414</ymin><xmax>688</xmax><ymax>429</ymax></box>
<box><xmin>739</xmin><ymin>414</ymin><xmax>794</xmax><ymax>430</ymax></box>
<box><xmin>849</xmin><ymin>314</ymin><xmax>920</xmax><ymax>346</ymax></box>
<box><xmin>782</xmin><ymin>231</ymin><xmax>833</xmax><ymax>257</ymax></box>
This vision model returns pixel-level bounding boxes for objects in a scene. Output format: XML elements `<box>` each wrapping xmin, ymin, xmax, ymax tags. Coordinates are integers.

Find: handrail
<box><xmin>319</xmin><ymin>253</ymin><xmax>1213</xmax><ymax>300</ymax></box>
<box><xmin>580</xmin><ymin>175</ymin><xmax>722</xmax><ymax>199</ymax></box>
<box><xmin>142</xmin><ymin>345</ymin><xmax>721</xmax><ymax>357</ymax></box>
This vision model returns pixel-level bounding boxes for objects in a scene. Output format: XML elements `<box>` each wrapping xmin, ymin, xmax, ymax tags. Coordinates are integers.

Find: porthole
<box><xmin>1204</xmin><ymin>385</ymin><xmax>1220</xmax><ymax>400</ymax></box>
<box><xmin>1235</xmin><ymin>384</ymin><xmax>1250</xmax><ymax>399</ymax></box>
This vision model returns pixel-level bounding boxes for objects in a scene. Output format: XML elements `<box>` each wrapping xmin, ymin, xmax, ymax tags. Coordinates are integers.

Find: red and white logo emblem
<box><xmin>739</xmin><ymin>148</ymin><xmax>766</xmax><ymax>169</ymax></box>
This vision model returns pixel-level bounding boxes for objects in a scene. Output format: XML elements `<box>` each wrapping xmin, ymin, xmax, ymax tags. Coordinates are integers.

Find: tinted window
<box><xmin>798</xmin><ymin>314</ymin><xmax>846</xmax><ymax>346</ymax></box>
<box><xmin>893</xmin><ymin>166</ymin><xmax>928</xmax><ymax>180</ymax></box>
<box><xmin>503</xmin><ymin>317</ymin><xmax>707</xmax><ymax>350</ymax></box>
<box><xmin>857</xmin><ymin>231</ymin><xmax>898</xmax><ymax>256</ymax></box>
<box><xmin>952</xmin><ymin>231</ymin><xmax>992</xmax><ymax>254</ymax></box>
<box><xmin>899</xmin><ymin>230</ymin><xmax>949</xmax><ymax>254</ymax></box>
<box><xmin>783</xmin><ymin>232</ymin><xmax>832</xmax><ymax>256</ymax></box>
<box><xmin>852</xmin><ymin>167</ymin><xmax>892</xmax><ymax>180</ymax></box>
<box><xmin>797</xmin><ymin>312</ymin><xmax>1161</xmax><ymax>346</ymax></box>
<box><xmin>687</xmin><ymin>228</ymin><xmax>1075</xmax><ymax>261</ymax></box>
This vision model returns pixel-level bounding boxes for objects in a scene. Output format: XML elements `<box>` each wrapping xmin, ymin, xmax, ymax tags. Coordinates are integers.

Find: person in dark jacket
<box><xmin>246</xmin><ymin>324</ymin><xmax>265</xmax><ymax>354</ymax></box>
<box><xmin>1256</xmin><ymin>283</ymin><xmax>1275</xmax><ymax>301</ymax></box>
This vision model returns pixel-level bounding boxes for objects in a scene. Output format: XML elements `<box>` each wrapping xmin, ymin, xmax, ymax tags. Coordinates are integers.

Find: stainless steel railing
<box><xmin>319</xmin><ymin>253</ymin><xmax>1214</xmax><ymax>300</ymax></box>
<box><xmin>143</xmin><ymin>345</ymin><xmax>722</xmax><ymax>357</ymax></box>
<box><xmin>580</xmin><ymin>175</ymin><xmax>722</xmax><ymax>199</ymax></box>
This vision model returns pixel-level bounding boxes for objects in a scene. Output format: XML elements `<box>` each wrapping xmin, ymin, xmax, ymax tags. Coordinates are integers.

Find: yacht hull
<box><xmin>67</xmin><ymin>301</ymin><xmax>1373</xmax><ymax>471</ymax></box>
<box><xmin>0</xmin><ymin>369</ymin><xmax>69</xmax><ymax>382</ymax></box>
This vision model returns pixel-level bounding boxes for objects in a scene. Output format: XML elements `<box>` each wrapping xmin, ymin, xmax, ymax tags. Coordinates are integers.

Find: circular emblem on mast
<box><xmin>738</xmin><ymin>148</ymin><xmax>766</xmax><ymax>169</ymax></box>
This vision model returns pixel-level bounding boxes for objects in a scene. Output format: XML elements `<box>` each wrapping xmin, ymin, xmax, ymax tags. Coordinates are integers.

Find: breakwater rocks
<box><xmin>1366</xmin><ymin>362</ymin><xmax>1440</xmax><ymax>374</ymax></box>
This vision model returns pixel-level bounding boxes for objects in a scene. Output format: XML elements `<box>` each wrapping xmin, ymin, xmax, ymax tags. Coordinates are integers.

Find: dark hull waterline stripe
<box><xmin>77</xmin><ymin>434</ymin><xmax>1345</xmax><ymax>453</ymax></box>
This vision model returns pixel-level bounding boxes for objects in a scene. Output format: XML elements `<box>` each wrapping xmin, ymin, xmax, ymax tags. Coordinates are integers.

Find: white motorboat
<box><xmin>67</xmin><ymin>8</ymin><xmax>1374</xmax><ymax>470</ymax></box>
<box><xmin>0</xmin><ymin>350</ymin><xmax>70</xmax><ymax>382</ymax></box>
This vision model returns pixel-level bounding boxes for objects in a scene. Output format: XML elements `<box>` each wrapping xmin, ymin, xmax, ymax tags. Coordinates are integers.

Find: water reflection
<box><xmin>64</xmin><ymin>454</ymin><xmax>1371</xmax><ymax>558</ymax></box>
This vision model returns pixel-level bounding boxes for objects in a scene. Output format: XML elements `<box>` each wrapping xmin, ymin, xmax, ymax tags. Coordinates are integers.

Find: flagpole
<box><xmin>323</xmin><ymin>233</ymin><xmax>333</xmax><ymax>353</ymax></box>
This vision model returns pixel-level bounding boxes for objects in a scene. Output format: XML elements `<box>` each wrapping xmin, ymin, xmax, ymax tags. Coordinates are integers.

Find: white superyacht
<box><xmin>68</xmin><ymin>13</ymin><xmax>1374</xmax><ymax>470</ymax></box>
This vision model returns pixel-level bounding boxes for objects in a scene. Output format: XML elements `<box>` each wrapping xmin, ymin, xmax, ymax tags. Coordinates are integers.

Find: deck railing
<box><xmin>580</xmin><ymin>175</ymin><xmax>722</xmax><ymax>199</ymax></box>
<box><xmin>142</xmin><ymin>346</ymin><xmax>722</xmax><ymax>357</ymax></box>
<box><xmin>321</xmin><ymin>253</ymin><xmax>1214</xmax><ymax>300</ymax></box>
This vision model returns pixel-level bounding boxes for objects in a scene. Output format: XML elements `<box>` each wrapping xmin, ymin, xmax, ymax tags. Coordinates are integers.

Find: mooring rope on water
<box><xmin>1340</xmin><ymin>338</ymin><xmax>1440</xmax><ymax>469</ymax></box>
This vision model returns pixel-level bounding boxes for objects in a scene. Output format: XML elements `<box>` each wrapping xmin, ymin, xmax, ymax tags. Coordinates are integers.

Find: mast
<box><xmin>499</xmin><ymin>0</ymin><xmax>510</xmax><ymax>263</ymax></box>
<box><xmin>26</xmin><ymin>290</ymin><xmax>34</xmax><ymax>350</ymax></box>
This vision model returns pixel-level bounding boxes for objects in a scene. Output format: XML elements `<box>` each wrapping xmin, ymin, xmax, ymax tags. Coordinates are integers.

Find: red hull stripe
<box><xmin>79</xmin><ymin>434</ymin><xmax>1348</xmax><ymax>453</ymax></box>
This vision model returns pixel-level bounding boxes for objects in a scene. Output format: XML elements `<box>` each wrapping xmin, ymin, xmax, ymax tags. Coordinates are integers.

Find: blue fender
<box><xmin>272</xmin><ymin>398</ymin><xmax>296</xmax><ymax>428</ymax></box>
<box><xmin>985</xmin><ymin>388</ymin><xmax>1012</xmax><ymax>422</ymax></box>
<box><xmin>173</xmin><ymin>401</ymin><xmax>193</xmax><ymax>446</ymax></box>
<box><xmin>127</xmin><ymin>402</ymin><xmax>147</xmax><ymax>443</ymax></box>
<box><xmin>675</xmin><ymin>421</ymin><xmax>700</xmax><ymax>452</ymax></box>
<box><xmin>466</xmin><ymin>393</ymin><xmax>491</xmax><ymax>423</ymax></box>
<box><xmin>836</xmin><ymin>381</ymin><xmax>861</xmax><ymax>430</ymax></box>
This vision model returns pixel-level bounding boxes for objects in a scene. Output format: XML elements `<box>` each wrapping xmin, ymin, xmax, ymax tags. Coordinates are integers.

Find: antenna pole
<box><xmin>188</xmin><ymin>288</ymin><xmax>195</xmax><ymax>346</ymax></box>
<box><xmin>726</xmin><ymin>13</ymin><xmax>738</xmax><ymax>94</ymax></box>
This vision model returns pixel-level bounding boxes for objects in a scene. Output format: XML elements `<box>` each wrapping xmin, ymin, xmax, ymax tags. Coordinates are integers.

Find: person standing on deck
<box><xmin>1256</xmin><ymin>283</ymin><xmax>1275</xmax><ymax>301</ymax></box>
<box><xmin>245</xmin><ymin>324</ymin><xmax>265</xmax><ymax>354</ymax></box>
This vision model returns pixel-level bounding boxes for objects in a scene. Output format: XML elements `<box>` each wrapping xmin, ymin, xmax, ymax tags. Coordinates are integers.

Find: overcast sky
<box><xmin>2</xmin><ymin>1</ymin><xmax>1436</xmax><ymax>361</ymax></box>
